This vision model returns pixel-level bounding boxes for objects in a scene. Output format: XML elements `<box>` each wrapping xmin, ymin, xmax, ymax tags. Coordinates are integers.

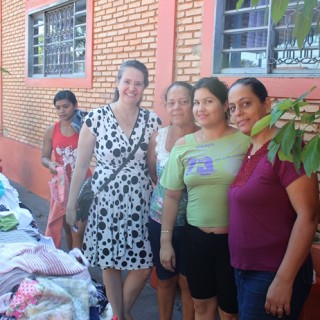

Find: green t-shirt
<box><xmin>160</xmin><ymin>131</ymin><xmax>250</xmax><ymax>228</ymax></box>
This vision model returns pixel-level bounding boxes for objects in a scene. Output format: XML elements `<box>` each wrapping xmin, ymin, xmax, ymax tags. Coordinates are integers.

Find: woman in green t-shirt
<box><xmin>160</xmin><ymin>77</ymin><xmax>250</xmax><ymax>320</ymax></box>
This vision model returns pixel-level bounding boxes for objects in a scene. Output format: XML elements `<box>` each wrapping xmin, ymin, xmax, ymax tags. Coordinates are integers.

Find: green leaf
<box><xmin>236</xmin><ymin>0</ymin><xmax>259</xmax><ymax>10</ymax></box>
<box><xmin>251</xmin><ymin>0</ymin><xmax>260</xmax><ymax>6</ymax></box>
<box><xmin>236</xmin><ymin>0</ymin><xmax>245</xmax><ymax>10</ymax></box>
<box><xmin>271</xmin><ymin>99</ymin><xmax>292</xmax><ymax>113</ymax></box>
<box><xmin>272</xmin><ymin>127</ymin><xmax>286</xmax><ymax>144</ymax></box>
<box><xmin>291</xmin><ymin>101</ymin><xmax>309</xmax><ymax>117</ymax></box>
<box><xmin>301</xmin><ymin>136</ymin><xmax>320</xmax><ymax>176</ymax></box>
<box><xmin>293</xmin><ymin>15</ymin><xmax>311</xmax><ymax>48</ymax></box>
<box><xmin>292</xmin><ymin>0</ymin><xmax>317</xmax><ymax>48</ymax></box>
<box><xmin>296</xmin><ymin>86</ymin><xmax>317</xmax><ymax>101</ymax></box>
<box><xmin>280</xmin><ymin>120</ymin><xmax>296</xmax><ymax>156</ymax></box>
<box><xmin>278</xmin><ymin>148</ymin><xmax>293</xmax><ymax>162</ymax></box>
<box><xmin>251</xmin><ymin>114</ymin><xmax>272</xmax><ymax>136</ymax></box>
<box><xmin>267</xmin><ymin>140</ymin><xmax>280</xmax><ymax>164</ymax></box>
<box><xmin>270</xmin><ymin>109</ymin><xmax>285</xmax><ymax>127</ymax></box>
<box><xmin>292</xmin><ymin>102</ymin><xmax>301</xmax><ymax>117</ymax></box>
<box><xmin>271</xmin><ymin>100</ymin><xmax>291</xmax><ymax>124</ymax></box>
<box><xmin>292</xmin><ymin>135</ymin><xmax>303</xmax><ymax>173</ymax></box>
<box><xmin>301</xmin><ymin>113</ymin><xmax>315</xmax><ymax>124</ymax></box>
<box><xmin>271</xmin><ymin>0</ymin><xmax>289</xmax><ymax>24</ymax></box>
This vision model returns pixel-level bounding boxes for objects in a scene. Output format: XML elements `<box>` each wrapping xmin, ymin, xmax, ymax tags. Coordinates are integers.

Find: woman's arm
<box><xmin>265</xmin><ymin>173</ymin><xmax>320</xmax><ymax>317</ymax></box>
<box><xmin>41</xmin><ymin>125</ymin><xmax>59</xmax><ymax>174</ymax></box>
<box><xmin>66</xmin><ymin>124</ymin><xmax>96</xmax><ymax>227</ymax></box>
<box><xmin>147</xmin><ymin>131</ymin><xmax>158</xmax><ymax>184</ymax></box>
<box><xmin>160</xmin><ymin>188</ymin><xmax>183</xmax><ymax>272</ymax></box>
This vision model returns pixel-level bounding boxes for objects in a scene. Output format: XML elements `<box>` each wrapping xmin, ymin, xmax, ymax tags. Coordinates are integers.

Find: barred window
<box><xmin>213</xmin><ymin>0</ymin><xmax>320</xmax><ymax>75</ymax></box>
<box><xmin>29</xmin><ymin>0</ymin><xmax>86</xmax><ymax>78</ymax></box>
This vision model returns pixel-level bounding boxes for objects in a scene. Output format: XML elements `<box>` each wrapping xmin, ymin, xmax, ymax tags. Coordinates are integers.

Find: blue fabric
<box><xmin>0</xmin><ymin>204</ymin><xmax>9</xmax><ymax>211</ymax></box>
<box><xmin>91</xmin><ymin>279</ymin><xmax>108</xmax><ymax>314</ymax></box>
<box><xmin>0</xmin><ymin>181</ymin><xmax>5</xmax><ymax>197</ymax></box>
<box><xmin>234</xmin><ymin>256</ymin><xmax>313</xmax><ymax>320</ymax></box>
<box><xmin>89</xmin><ymin>306</ymin><xmax>100</xmax><ymax>320</ymax></box>
<box><xmin>71</xmin><ymin>109</ymin><xmax>88</xmax><ymax>133</ymax></box>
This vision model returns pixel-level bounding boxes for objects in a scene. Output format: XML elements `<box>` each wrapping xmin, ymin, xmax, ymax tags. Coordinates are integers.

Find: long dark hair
<box><xmin>53</xmin><ymin>90</ymin><xmax>77</xmax><ymax>106</ymax></box>
<box><xmin>112</xmin><ymin>60</ymin><xmax>149</xmax><ymax>103</ymax></box>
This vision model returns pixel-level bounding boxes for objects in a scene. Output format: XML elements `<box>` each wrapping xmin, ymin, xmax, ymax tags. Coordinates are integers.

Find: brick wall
<box><xmin>0</xmin><ymin>0</ymin><xmax>319</xmax><ymax>197</ymax></box>
<box><xmin>1</xmin><ymin>0</ymin><xmax>167</xmax><ymax>149</ymax></box>
<box><xmin>175</xmin><ymin>0</ymin><xmax>203</xmax><ymax>84</ymax></box>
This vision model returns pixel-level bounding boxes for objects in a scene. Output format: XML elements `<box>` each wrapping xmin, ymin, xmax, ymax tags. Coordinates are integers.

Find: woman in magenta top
<box><xmin>228</xmin><ymin>77</ymin><xmax>319</xmax><ymax>320</ymax></box>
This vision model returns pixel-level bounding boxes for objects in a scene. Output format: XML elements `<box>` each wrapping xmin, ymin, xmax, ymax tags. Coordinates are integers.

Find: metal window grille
<box><xmin>30</xmin><ymin>0</ymin><xmax>86</xmax><ymax>77</ymax></box>
<box><xmin>213</xmin><ymin>0</ymin><xmax>320</xmax><ymax>75</ymax></box>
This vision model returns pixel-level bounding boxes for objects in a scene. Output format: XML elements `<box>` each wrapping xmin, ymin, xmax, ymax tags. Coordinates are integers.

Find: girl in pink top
<box><xmin>41</xmin><ymin>90</ymin><xmax>89</xmax><ymax>249</ymax></box>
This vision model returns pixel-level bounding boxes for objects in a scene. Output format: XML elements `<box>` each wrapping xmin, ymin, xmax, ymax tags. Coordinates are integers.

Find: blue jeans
<box><xmin>234</xmin><ymin>256</ymin><xmax>313</xmax><ymax>320</ymax></box>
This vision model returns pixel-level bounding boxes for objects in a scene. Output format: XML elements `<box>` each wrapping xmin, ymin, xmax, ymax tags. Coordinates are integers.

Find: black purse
<box><xmin>76</xmin><ymin>177</ymin><xmax>94</xmax><ymax>222</ymax></box>
<box><xmin>76</xmin><ymin>110</ymin><xmax>150</xmax><ymax>222</ymax></box>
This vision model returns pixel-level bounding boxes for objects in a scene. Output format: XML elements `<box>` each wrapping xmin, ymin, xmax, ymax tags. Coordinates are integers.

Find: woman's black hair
<box><xmin>164</xmin><ymin>81</ymin><xmax>193</xmax><ymax>102</ymax></box>
<box><xmin>53</xmin><ymin>90</ymin><xmax>77</xmax><ymax>106</ymax></box>
<box><xmin>229</xmin><ymin>77</ymin><xmax>268</xmax><ymax>103</ymax></box>
<box><xmin>112</xmin><ymin>60</ymin><xmax>149</xmax><ymax>102</ymax></box>
<box><xmin>192</xmin><ymin>77</ymin><xmax>228</xmax><ymax>104</ymax></box>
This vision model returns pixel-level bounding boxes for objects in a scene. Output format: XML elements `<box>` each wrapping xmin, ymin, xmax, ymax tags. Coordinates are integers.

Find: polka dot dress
<box><xmin>83</xmin><ymin>104</ymin><xmax>161</xmax><ymax>270</ymax></box>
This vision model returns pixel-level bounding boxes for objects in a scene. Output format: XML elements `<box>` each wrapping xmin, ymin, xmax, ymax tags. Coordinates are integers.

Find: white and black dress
<box><xmin>83</xmin><ymin>104</ymin><xmax>162</xmax><ymax>270</ymax></box>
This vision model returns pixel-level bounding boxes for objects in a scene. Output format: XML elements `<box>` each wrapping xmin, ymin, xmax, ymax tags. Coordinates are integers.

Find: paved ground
<box><xmin>11</xmin><ymin>180</ymin><xmax>183</xmax><ymax>320</ymax></box>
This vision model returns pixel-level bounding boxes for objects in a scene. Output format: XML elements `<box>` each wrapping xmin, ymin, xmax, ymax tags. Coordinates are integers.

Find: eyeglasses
<box><xmin>166</xmin><ymin>99</ymin><xmax>191</xmax><ymax>108</ymax></box>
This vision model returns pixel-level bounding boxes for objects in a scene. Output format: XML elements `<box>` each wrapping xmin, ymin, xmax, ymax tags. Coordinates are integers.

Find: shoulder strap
<box><xmin>96</xmin><ymin>110</ymin><xmax>150</xmax><ymax>194</ymax></box>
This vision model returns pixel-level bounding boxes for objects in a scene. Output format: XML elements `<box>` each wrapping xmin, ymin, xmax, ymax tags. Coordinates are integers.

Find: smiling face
<box><xmin>228</xmin><ymin>84</ymin><xmax>270</xmax><ymax>136</ymax></box>
<box><xmin>117</xmin><ymin>67</ymin><xmax>146</xmax><ymax>106</ymax></box>
<box><xmin>54</xmin><ymin>99</ymin><xmax>77</xmax><ymax>122</ymax></box>
<box><xmin>193</xmin><ymin>87</ymin><xmax>228</xmax><ymax>128</ymax></box>
<box><xmin>165</xmin><ymin>85</ymin><xmax>193</xmax><ymax>127</ymax></box>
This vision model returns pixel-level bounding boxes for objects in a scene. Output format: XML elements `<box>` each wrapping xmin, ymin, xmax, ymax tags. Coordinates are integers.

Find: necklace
<box><xmin>247</xmin><ymin>141</ymin><xmax>270</xmax><ymax>160</ymax></box>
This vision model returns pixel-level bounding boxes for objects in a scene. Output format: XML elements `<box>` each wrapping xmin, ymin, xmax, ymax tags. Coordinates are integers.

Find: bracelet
<box><xmin>161</xmin><ymin>230</ymin><xmax>171</xmax><ymax>233</ymax></box>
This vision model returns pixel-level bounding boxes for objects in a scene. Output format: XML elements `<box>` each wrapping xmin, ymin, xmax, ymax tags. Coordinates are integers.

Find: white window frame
<box><xmin>213</xmin><ymin>0</ymin><xmax>320</xmax><ymax>76</ymax></box>
<box><xmin>27</xmin><ymin>0</ymin><xmax>86</xmax><ymax>78</ymax></box>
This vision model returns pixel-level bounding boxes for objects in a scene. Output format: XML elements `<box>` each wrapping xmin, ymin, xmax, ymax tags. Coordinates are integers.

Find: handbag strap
<box><xmin>96</xmin><ymin>109</ymin><xmax>150</xmax><ymax>194</ymax></box>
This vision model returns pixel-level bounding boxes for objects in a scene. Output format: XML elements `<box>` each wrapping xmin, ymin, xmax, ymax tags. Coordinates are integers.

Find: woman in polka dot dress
<box><xmin>66</xmin><ymin>60</ymin><xmax>162</xmax><ymax>320</ymax></box>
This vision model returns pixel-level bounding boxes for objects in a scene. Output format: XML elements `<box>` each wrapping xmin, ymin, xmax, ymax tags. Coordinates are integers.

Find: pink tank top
<box><xmin>52</xmin><ymin>122</ymin><xmax>79</xmax><ymax>181</ymax></box>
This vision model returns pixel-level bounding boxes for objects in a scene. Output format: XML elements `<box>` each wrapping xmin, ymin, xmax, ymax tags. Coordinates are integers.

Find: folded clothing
<box><xmin>0</xmin><ymin>213</ymin><xmax>19</xmax><ymax>231</ymax></box>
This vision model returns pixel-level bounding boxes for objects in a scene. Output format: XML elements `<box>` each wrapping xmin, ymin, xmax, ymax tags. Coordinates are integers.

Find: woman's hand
<box><xmin>159</xmin><ymin>242</ymin><xmax>176</xmax><ymax>272</ymax></box>
<box><xmin>265</xmin><ymin>276</ymin><xmax>292</xmax><ymax>318</ymax></box>
<box><xmin>265</xmin><ymin>173</ymin><xmax>320</xmax><ymax>318</ymax></box>
<box><xmin>48</xmin><ymin>161</ymin><xmax>60</xmax><ymax>174</ymax></box>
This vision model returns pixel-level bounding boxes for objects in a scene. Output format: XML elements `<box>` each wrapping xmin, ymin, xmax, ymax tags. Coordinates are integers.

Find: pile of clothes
<box><xmin>0</xmin><ymin>173</ymin><xmax>107</xmax><ymax>320</ymax></box>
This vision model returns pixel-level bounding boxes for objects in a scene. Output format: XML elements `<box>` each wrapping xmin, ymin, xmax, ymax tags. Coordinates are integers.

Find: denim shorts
<box><xmin>234</xmin><ymin>255</ymin><xmax>313</xmax><ymax>320</ymax></box>
<box><xmin>148</xmin><ymin>218</ymin><xmax>187</xmax><ymax>280</ymax></box>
